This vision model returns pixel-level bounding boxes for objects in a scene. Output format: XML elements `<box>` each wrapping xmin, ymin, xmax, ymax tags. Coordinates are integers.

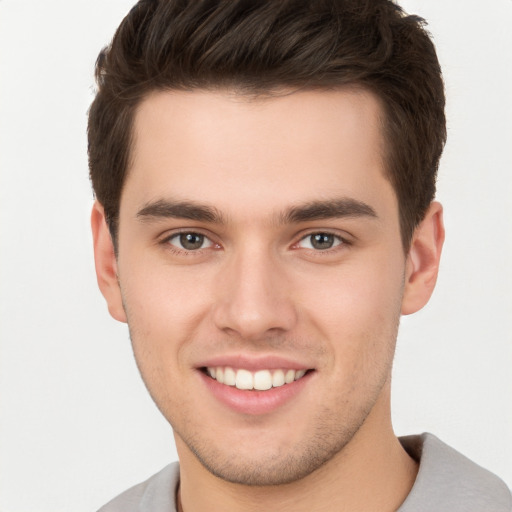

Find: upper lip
<box><xmin>196</xmin><ymin>354</ymin><xmax>313</xmax><ymax>371</ymax></box>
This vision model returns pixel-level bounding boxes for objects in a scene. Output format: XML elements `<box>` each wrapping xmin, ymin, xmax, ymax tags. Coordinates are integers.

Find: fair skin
<box><xmin>92</xmin><ymin>88</ymin><xmax>444</xmax><ymax>511</ymax></box>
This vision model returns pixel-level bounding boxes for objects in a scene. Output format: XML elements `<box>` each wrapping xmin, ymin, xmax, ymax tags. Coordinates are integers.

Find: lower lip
<box><xmin>198</xmin><ymin>370</ymin><xmax>313</xmax><ymax>415</ymax></box>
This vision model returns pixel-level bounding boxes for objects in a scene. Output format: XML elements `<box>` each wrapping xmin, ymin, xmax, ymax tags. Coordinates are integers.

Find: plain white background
<box><xmin>0</xmin><ymin>1</ymin><xmax>511</xmax><ymax>510</ymax></box>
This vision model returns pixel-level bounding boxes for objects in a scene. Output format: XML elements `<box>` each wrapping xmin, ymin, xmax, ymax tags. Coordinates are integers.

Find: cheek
<box><xmin>118</xmin><ymin>266</ymin><xmax>212</xmax><ymax>415</ymax></box>
<box><xmin>297</xmin><ymin>254</ymin><xmax>404</xmax><ymax>367</ymax></box>
<box><xmin>121</xmin><ymin>254</ymin><xmax>213</xmax><ymax>324</ymax></box>
<box><xmin>117</xmin><ymin>255</ymin><xmax>216</xmax><ymax>373</ymax></box>
<box><xmin>303</xmin><ymin>259</ymin><xmax>403</xmax><ymax>326</ymax></box>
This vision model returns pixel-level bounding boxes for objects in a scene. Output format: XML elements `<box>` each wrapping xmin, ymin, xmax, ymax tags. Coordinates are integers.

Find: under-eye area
<box><xmin>200</xmin><ymin>367</ymin><xmax>314</xmax><ymax>391</ymax></box>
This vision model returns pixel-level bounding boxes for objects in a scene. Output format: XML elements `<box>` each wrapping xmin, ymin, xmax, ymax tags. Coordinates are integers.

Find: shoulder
<box><xmin>399</xmin><ymin>433</ymin><xmax>512</xmax><ymax>512</ymax></box>
<box><xmin>96</xmin><ymin>462</ymin><xmax>180</xmax><ymax>512</ymax></box>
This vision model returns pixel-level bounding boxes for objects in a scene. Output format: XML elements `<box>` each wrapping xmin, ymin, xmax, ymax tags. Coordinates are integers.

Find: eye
<box><xmin>167</xmin><ymin>232</ymin><xmax>214</xmax><ymax>251</ymax></box>
<box><xmin>297</xmin><ymin>233</ymin><xmax>344</xmax><ymax>250</ymax></box>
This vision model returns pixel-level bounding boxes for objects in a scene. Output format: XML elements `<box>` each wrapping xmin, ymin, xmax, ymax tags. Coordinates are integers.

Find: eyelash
<box><xmin>295</xmin><ymin>231</ymin><xmax>350</xmax><ymax>252</ymax></box>
<box><xmin>161</xmin><ymin>230</ymin><xmax>219</xmax><ymax>256</ymax></box>
<box><xmin>159</xmin><ymin>230</ymin><xmax>351</xmax><ymax>256</ymax></box>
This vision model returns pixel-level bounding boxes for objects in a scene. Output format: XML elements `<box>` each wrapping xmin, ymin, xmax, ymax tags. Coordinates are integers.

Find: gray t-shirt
<box><xmin>97</xmin><ymin>433</ymin><xmax>512</xmax><ymax>511</ymax></box>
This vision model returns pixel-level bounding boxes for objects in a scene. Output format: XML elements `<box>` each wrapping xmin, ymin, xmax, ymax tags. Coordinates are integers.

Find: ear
<box><xmin>401</xmin><ymin>201</ymin><xmax>445</xmax><ymax>315</ymax></box>
<box><xmin>91</xmin><ymin>201</ymin><xmax>127</xmax><ymax>323</ymax></box>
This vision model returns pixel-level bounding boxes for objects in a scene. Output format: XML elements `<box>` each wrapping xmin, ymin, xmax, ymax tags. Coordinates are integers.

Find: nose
<box><xmin>212</xmin><ymin>245</ymin><xmax>298</xmax><ymax>340</ymax></box>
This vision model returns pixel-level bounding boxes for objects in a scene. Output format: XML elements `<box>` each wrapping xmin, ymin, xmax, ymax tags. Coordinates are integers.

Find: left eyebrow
<box><xmin>279</xmin><ymin>198</ymin><xmax>378</xmax><ymax>224</ymax></box>
<box><xmin>136</xmin><ymin>199</ymin><xmax>226</xmax><ymax>224</ymax></box>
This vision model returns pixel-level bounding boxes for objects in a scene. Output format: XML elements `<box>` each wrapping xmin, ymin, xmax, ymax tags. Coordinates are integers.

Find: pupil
<box><xmin>311</xmin><ymin>233</ymin><xmax>334</xmax><ymax>250</ymax></box>
<box><xmin>180</xmin><ymin>233</ymin><xmax>204</xmax><ymax>250</ymax></box>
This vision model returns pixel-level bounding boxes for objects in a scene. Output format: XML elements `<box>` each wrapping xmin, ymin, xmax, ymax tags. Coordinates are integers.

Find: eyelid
<box><xmin>169</xmin><ymin>233</ymin><xmax>213</xmax><ymax>249</ymax></box>
<box><xmin>293</xmin><ymin>229</ymin><xmax>352</xmax><ymax>251</ymax></box>
<box><xmin>157</xmin><ymin>227</ymin><xmax>352</xmax><ymax>254</ymax></box>
<box><xmin>159</xmin><ymin>228</ymin><xmax>220</xmax><ymax>252</ymax></box>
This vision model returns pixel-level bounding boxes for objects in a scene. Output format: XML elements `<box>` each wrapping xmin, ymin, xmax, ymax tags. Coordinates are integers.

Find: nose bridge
<box><xmin>213</xmin><ymin>239</ymin><xmax>296</xmax><ymax>339</ymax></box>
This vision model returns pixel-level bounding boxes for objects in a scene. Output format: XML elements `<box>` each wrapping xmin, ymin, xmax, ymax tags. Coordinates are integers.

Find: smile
<box><xmin>205</xmin><ymin>367</ymin><xmax>308</xmax><ymax>391</ymax></box>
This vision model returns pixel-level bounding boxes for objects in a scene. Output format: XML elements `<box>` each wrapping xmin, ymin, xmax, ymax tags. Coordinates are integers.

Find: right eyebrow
<box><xmin>136</xmin><ymin>199</ymin><xmax>226</xmax><ymax>224</ymax></box>
<box><xmin>279</xmin><ymin>198</ymin><xmax>378</xmax><ymax>224</ymax></box>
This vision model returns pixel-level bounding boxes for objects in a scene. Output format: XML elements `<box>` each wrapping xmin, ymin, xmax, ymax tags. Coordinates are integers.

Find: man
<box><xmin>89</xmin><ymin>0</ymin><xmax>511</xmax><ymax>510</ymax></box>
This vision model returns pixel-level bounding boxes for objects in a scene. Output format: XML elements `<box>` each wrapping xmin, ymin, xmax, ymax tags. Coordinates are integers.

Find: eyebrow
<box><xmin>137</xmin><ymin>199</ymin><xmax>225</xmax><ymax>224</ymax></box>
<box><xmin>136</xmin><ymin>197</ymin><xmax>377</xmax><ymax>225</ymax></box>
<box><xmin>280</xmin><ymin>198</ymin><xmax>378</xmax><ymax>224</ymax></box>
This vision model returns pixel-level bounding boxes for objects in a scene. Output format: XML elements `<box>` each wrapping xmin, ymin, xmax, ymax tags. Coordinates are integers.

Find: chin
<box><xmin>175</xmin><ymin>406</ymin><xmax>369</xmax><ymax>487</ymax></box>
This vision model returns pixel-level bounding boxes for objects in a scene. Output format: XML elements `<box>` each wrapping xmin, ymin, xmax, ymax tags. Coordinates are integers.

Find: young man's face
<box><xmin>93</xmin><ymin>88</ymin><xmax>439</xmax><ymax>485</ymax></box>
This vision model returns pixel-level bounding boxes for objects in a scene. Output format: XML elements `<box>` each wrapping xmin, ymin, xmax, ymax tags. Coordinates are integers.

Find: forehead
<box><xmin>122</xmin><ymin>88</ymin><xmax>394</xmax><ymax>221</ymax></box>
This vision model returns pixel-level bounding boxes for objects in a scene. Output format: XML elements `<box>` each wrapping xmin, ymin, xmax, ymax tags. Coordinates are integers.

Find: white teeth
<box><xmin>235</xmin><ymin>369</ymin><xmax>253</xmax><ymax>390</ymax></box>
<box><xmin>206</xmin><ymin>366</ymin><xmax>308</xmax><ymax>390</ymax></box>
<box><xmin>272</xmin><ymin>369</ymin><xmax>285</xmax><ymax>387</ymax></box>
<box><xmin>224</xmin><ymin>367</ymin><xmax>236</xmax><ymax>386</ymax></box>
<box><xmin>254</xmin><ymin>370</ymin><xmax>272</xmax><ymax>391</ymax></box>
<box><xmin>285</xmin><ymin>369</ymin><xmax>295</xmax><ymax>384</ymax></box>
<box><xmin>295</xmin><ymin>369</ymin><xmax>306</xmax><ymax>380</ymax></box>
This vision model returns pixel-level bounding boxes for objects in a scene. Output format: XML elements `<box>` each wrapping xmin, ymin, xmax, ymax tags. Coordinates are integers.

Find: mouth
<box><xmin>197</xmin><ymin>356</ymin><xmax>315</xmax><ymax>414</ymax></box>
<box><xmin>201</xmin><ymin>366</ymin><xmax>310</xmax><ymax>391</ymax></box>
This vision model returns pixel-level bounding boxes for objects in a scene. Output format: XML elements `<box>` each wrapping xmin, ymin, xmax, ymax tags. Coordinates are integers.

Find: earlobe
<box><xmin>401</xmin><ymin>201</ymin><xmax>445</xmax><ymax>315</ymax></box>
<box><xmin>91</xmin><ymin>201</ymin><xmax>127</xmax><ymax>323</ymax></box>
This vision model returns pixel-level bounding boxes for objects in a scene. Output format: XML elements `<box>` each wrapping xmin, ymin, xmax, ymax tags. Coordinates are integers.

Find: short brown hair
<box><xmin>88</xmin><ymin>0</ymin><xmax>446</xmax><ymax>250</ymax></box>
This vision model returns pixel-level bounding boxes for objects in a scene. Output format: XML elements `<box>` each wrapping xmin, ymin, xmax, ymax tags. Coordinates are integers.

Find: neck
<box><xmin>176</xmin><ymin>389</ymin><xmax>417</xmax><ymax>512</ymax></box>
